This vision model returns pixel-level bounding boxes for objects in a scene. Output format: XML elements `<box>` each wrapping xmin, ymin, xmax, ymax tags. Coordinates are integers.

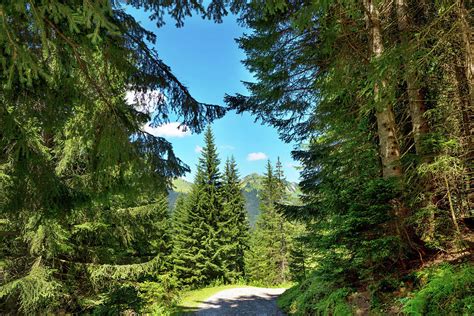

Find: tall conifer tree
<box><xmin>245</xmin><ymin>159</ymin><xmax>292</xmax><ymax>285</ymax></box>
<box><xmin>220</xmin><ymin>157</ymin><xmax>250</xmax><ymax>280</ymax></box>
<box><xmin>0</xmin><ymin>1</ymin><xmax>241</xmax><ymax>312</ymax></box>
<box><xmin>229</xmin><ymin>1</ymin><xmax>473</xmax><ymax>313</ymax></box>
<box><xmin>171</xmin><ymin>194</ymin><xmax>198</xmax><ymax>285</ymax></box>
<box><xmin>172</xmin><ymin>127</ymin><xmax>223</xmax><ymax>287</ymax></box>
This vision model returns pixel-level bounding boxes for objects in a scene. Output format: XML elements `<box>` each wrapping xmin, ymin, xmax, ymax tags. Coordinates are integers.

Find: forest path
<box><xmin>194</xmin><ymin>287</ymin><xmax>287</xmax><ymax>316</ymax></box>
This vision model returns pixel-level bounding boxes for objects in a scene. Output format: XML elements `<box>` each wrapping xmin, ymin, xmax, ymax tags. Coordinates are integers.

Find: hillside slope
<box><xmin>168</xmin><ymin>178</ymin><xmax>193</xmax><ymax>209</ymax></box>
<box><xmin>168</xmin><ymin>174</ymin><xmax>301</xmax><ymax>226</ymax></box>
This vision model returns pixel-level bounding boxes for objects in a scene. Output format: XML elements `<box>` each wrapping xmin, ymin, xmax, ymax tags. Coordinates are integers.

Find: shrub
<box><xmin>91</xmin><ymin>284</ymin><xmax>141</xmax><ymax>315</ymax></box>
<box><xmin>402</xmin><ymin>264</ymin><xmax>473</xmax><ymax>315</ymax></box>
<box><xmin>277</xmin><ymin>274</ymin><xmax>353</xmax><ymax>315</ymax></box>
<box><xmin>138</xmin><ymin>274</ymin><xmax>180</xmax><ymax>315</ymax></box>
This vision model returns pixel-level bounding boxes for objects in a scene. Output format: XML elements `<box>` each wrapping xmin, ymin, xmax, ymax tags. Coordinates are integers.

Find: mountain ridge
<box><xmin>168</xmin><ymin>173</ymin><xmax>301</xmax><ymax>226</ymax></box>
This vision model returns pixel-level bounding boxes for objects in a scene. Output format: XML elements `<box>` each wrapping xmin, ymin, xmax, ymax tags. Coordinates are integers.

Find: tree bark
<box><xmin>458</xmin><ymin>0</ymin><xmax>474</xmax><ymax>107</ymax></box>
<box><xmin>395</xmin><ymin>0</ymin><xmax>429</xmax><ymax>155</ymax></box>
<box><xmin>364</xmin><ymin>0</ymin><xmax>403</xmax><ymax>179</ymax></box>
<box><xmin>456</xmin><ymin>0</ymin><xmax>474</xmax><ymax>210</ymax></box>
<box><xmin>396</xmin><ymin>0</ymin><xmax>437</xmax><ymax>243</ymax></box>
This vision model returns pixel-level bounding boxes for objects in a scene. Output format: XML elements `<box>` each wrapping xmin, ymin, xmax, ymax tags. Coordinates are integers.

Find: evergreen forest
<box><xmin>0</xmin><ymin>0</ymin><xmax>472</xmax><ymax>315</ymax></box>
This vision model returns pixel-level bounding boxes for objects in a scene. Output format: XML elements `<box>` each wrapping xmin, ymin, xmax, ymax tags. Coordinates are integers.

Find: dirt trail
<box><xmin>195</xmin><ymin>287</ymin><xmax>287</xmax><ymax>316</ymax></box>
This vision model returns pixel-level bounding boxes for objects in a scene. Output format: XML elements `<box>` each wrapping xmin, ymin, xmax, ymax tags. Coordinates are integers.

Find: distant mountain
<box><xmin>167</xmin><ymin>178</ymin><xmax>192</xmax><ymax>210</ymax></box>
<box><xmin>168</xmin><ymin>174</ymin><xmax>301</xmax><ymax>226</ymax></box>
<box><xmin>172</xmin><ymin>178</ymin><xmax>193</xmax><ymax>193</ymax></box>
<box><xmin>241</xmin><ymin>174</ymin><xmax>262</xmax><ymax>226</ymax></box>
<box><xmin>241</xmin><ymin>173</ymin><xmax>302</xmax><ymax>225</ymax></box>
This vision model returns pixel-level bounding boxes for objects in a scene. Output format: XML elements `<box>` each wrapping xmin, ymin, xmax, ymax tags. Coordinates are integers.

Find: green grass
<box><xmin>175</xmin><ymin>284</ymin><xmax>252</xmax><ymax>315</ymax></box>
<box><xmin>172</xmin><ymin>178</ymin><xmax>193</xmax><ymax>193</ymax></box>
<box><xmin>175</xmin><ymin>282</ymin><xmax>293</xmax><ymax>315</ymax></box>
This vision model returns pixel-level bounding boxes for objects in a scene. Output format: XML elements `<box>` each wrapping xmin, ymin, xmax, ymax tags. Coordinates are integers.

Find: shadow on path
<box><xmin>187</xmin><ymin>293</ymin><xmax>285</xmax><ymax>316</ymax></box>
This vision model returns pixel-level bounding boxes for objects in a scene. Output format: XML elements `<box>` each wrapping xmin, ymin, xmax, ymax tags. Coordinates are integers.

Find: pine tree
<box><xmin>246</xmin><ymin>159</ymin><xmax>292</xmax><ymax>285</ymax></box>
<box><xmin>172</xmin><ymin>127</ymin><xmax>224</xmax><ymax>287</ymax></box>
<box><xmin>228</xmin><ymin>1</ymin><xmax>473</xmax><ymax>314</ymax></box>
<box><xmin>0</xmin><ymin>1</ymin><xmax>241</xmax><ymax>313</ymax></box>
<box><xmin>220</xmin><ymin>156</ymin><xmax>250</xmax><ymax>281</ymax></box>
<box><xmin>288</xmin><ymin>238</ymin><xmax>306</xmax><ymax>283</ymax></box>
<box><xmin>274</xmin><ymin>157</ymin><xmax>289</xmax><ymax>280</ymax></box>
<box><xmin>171</xmin><ymin>192</ymin><xmax>203</xmax><ymax>286</ymax></box>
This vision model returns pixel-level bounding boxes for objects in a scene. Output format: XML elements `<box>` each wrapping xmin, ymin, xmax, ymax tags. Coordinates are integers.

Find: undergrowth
<box><xmin>402</xmin><ymin>263</ymin><xmax>473</xmax><ymax>315</ymax></box>
<box><xmin>277</xmin><ymin>275</ymin><xmax>352</xmax><ymax>315</ymax></box>
<box><xmin>278</xmin><ymin>262</ymin><xmax>473</xmax><ymax>315</ymax></box>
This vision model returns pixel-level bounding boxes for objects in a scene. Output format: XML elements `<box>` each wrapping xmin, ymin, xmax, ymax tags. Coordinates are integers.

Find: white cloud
<box><xmin>143</xmin><ymin>122</ymin><xmax>191</xmax><ymax>138</ymax></box>
<box><xmin>247</xmin><ymin>152</ymin><xmax>268</xmax><ymax>161</ymax></box>
<box><xmin>125</xmin><ymin>90</ymin><xmax>136</xmax><ymax>105</ymax></box>
<box><xmin>195</xmin><ymin>145</ymin><xmax>203</xmax><ymax>153</ymax></box>
<box><xmin>126</xmin><ymin>90</ymin><xmax>165</xmax><ymax>115</ymax></box>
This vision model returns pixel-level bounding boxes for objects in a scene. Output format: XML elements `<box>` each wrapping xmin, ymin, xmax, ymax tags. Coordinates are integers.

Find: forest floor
<box><xmin>176</xmin><ymin>285</ymin><xmax>289</xmax><ymax>315</ymax></box>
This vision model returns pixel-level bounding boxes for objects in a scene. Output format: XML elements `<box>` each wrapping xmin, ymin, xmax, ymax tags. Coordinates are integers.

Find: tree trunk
<box><xmin>396</xmin><ymin>0</ymin><xmax>436</xmax><ymax>242</ymax></box>
<box><xmin>364</xmin><ymin>0</ymin><xmax>403</xmax><ymax>179</ymax></box>
<box><xmin>455</xmin><ymin>65</ymin><xmax>474</xmax><ymax>213</ymax></box>
<box><xmin>395</xmin><ymin>0</ymin><xmax>429</xmax><ymax>155</ymax></box>
<box><xmin>456</xmin><ymin>0</ymin><xmax>474</xmax><ymax>210</ymax></box>
<box><xmin>364</xmin><ymin>1</ymin><xmax>415</xmax><ymax>262</ymax></box>
<box><xmin>458</xmin><ymin>0</ymin><xmax>474</xmax><ymax>107</ymax></box>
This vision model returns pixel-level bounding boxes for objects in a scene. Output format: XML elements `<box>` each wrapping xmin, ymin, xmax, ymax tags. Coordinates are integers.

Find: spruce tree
<box><xmin>0</xmin><ymin>1</ymin><xmax>241</xmax><ymax>313</ymax></box>
<box><xmin>171</xmin><ymin>192</ymin><xmax>203</xmax><ymax>286</ymax></box>
<box><xmin>229</xmin><ymin>1</ymin><xmax>473</xmax><ymax>314</ymax></box>
<box><xmin>172</xmin><ymin>127</ymin><xmax>223</xmax><ymax>287</ymax></box>
<box><xmin>220</xmin><ymin>156</ymin><xmax>250</xmax><ymax>281</ymax></box>
<box><xmin>274</xmin><ymin>157</ymin><xmax>289</xmax><ymax>280</ymax></box>
<box><xmin>246</xmin><ymin>159</ymin><xmax>292</xmax><ymax>285</ymax></box>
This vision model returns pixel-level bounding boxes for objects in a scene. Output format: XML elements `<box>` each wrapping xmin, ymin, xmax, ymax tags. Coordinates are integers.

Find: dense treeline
<box><xmin>245</xmin><ymin>159</ymin><xmax>300</xmax><ymax>285</ymax></box>
<box><xmin>172</xmin><ymin>127</ymin><xmax>250</xmax><ymax>287</ymax></box>
<box><xmin>1</xmin><ymin>0</ymin><xmax>472</xmax><ymax>314</ymax></box>
<box><xmin>0</xmin><ymin>0</ymin><xmax>238</xmax><ymax>313</ymax></box>
<box><xmin>227</xmin><ymin>0</ymin><xmax>473</xmax><ymax>314</ymax></box>
<box><xmin>172</xmin><ymin>127</ymin><xmax>301</xmax><ymax>289</ymax></box>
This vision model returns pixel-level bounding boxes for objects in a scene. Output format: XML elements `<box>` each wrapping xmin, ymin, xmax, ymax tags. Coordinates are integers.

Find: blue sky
<box><xmin>130</xmin><ymin>9</ymin><xmax>300</xmax><ymax>182</ymax></box>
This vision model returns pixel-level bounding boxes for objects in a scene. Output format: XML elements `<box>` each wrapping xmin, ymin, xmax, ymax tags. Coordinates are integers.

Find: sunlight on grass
<box><xmin>175</xmin><ymin>283</ymin><xmax>293</xmax><ymax>315</ymax></box>
<box><xmin>176</xmin><ymin>284</ymin><xmax>252</xmax><ymax>314</ymax></box>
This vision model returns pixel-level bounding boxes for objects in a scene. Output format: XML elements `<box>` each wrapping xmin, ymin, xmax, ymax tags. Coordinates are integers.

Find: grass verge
<box><xmin>175</xmin><ymin>284</ymin><xmax>252</xmax><ymax>315</ymax></box>
<box><xmin>175</xmin><ymin>282</ymin><xmax>293</xmax><ymax>315</ymax></box>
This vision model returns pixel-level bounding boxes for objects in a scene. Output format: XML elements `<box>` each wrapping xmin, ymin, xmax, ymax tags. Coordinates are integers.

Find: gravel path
<box><xmin>195</xmin><ymin>287</ymin><xmax>287</xmax><ymax>316</ymax></box>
